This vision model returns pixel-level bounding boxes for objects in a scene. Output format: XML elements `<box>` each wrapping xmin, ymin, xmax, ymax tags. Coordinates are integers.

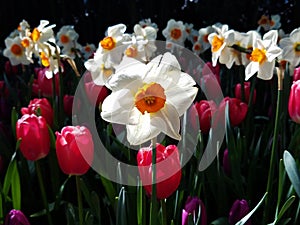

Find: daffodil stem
<box><xmin>150</xmin><ymin>138</ymin><xmax>157</xmax><ymax>225</ymax></box>
<box><xmin>76</xmin><ymin>175</ymin><xmax>84</xmax><ymax>225</ymax></box>
<box><xmin>263</xmin><ymin>67</ymin><xmax>284</xmax><ymax>224</ymax></box>
<box><xmin>35</xmin><ymin>160</ymin><xmax>53</xmax><ymax>225</ymax></box>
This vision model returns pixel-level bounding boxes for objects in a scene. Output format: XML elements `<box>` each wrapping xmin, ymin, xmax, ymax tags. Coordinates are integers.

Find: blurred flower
<box><xmin>192</xmin><ymin>100</ymin><xmax>217</xmax><ymax>134</ymax></box>
<box><xmin>138</xmin><ymin>18</ymin><xmax>158</xmax><ymax>31</ymax></box>
<box><xmin>257</xmin><ymin>14</ymin><xmax>281</xmax><ymax>31</ymax></box>
<box><xmin>293</xmin><ymin>66</ymin><xmax>300</xmax><ymax>81</ymax></box>
<box><xmin>16</xmin><ymin>114</ymin><xmax>50</xmax><ymax>161</ymax></box>
<box><xmin>245</xmin><ymin>30</ymin><xmax>282</xmax><ymax>80</ymax></box>
<box><xmin>101</xmin><ymin>53</ymin><xmax>198</xmax><ymax>145</ymax></box>
<box><xmin>222</xmin><ymin>149</ymin><xmax>230</xmax><ymax>175</ymax></box>
<box><xmin>162</xmin><ymin>19</ymin><xmax>187</xmax><ymax>47</ymax></box>
<box><xmin>21</xmin><ymin>98</ymin><xmax>54</xmax><ymax>127</ymax></box>
<box><xmin>234</xmin><ymin>81</ymin><xmax>257</xmax><ymax>104</ymax></box>
<box><xmin>63</xmin><ymin>95</ymin><xmax>74</xmax><ymax>117</ymax></box>
<box><xmin>137</xmin><ymin>143</ymin><xmax>181</xmax><ymax>200</ymax></box>
<box><xmin>84</xmin><ymin>71</ymin><xmax>109</xmax><ymax>106</ymax></box>
<box><xmin>288</xmin><ymin>80</ymin><xmax>300</xmax><ymax>124</ymax></box>
<box><xmin>192</xmin><ymin>25</ymin><xmax>214</xmax><ymax>55</ymax></box>
<box><xmin>279</xmin><ymin>27</ymin><xmax>300</xmax><ymax>68</ymax></box>
<box><xmin>55</xmin><ymin>125</ymin><xmax>94</xmax><ymax>175</ymax></box>
<box><xmin>182</xmin><ymin>196</ymin><xmax>207</xmax><ymax>225</ymax></box>
<box><xmin>82</xmin><ymin>43</ymin><xmax>96</xmax><ymax>60</ymax></box>
<box><xmin>229</xmin><ymin>199</ymin><xmax>251</xmax><ymax>225</ymax></box>
<box><xmin>219</xmin><ymin>97</ymin><xmax>248</xmax><ymax>127</ymax></box>
<box><xmin>4</xmin><ymin>209</ymin><xmax>30</xmax><ymax>225</ymax></box>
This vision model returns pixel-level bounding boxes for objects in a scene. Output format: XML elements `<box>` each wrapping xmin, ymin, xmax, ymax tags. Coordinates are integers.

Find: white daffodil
<box><xmin>239</xmin><ymin>30</ymin><xmax>261</xmax><ymax>67</ymax></box>
<box><xmin>207</xmin><ymin>24</ymin><xmax>235</xmax><ymax>68</ymax></box>
<box><xmin>123</xmin><ymin>24</ymin><xmax>157</xmax><ymax>62</ymax></box>
<box><xmin>192</xmin><ymin>25</ymin><xmax>214</xmax><ymax>55</ymax></box>
<box><xmin>82</xmin><ymin>43</ymin><xmax>96</xmax><ymax>60</ymax></box>
<box><xmin>3</xmin><ymin>36</ymin><xmax>32</xmax><ymax>65</ymax></box>
<box><xmin>84</xmin><ymin>24</ymin><xmax>129</xmax><ymax>85</ymax></box>
<box><xmin>279</xmin><ymin>27</ymin><xmax>300</xmax><ymax>68</ymax></box>
<box><xmin>56</xmin><ymin>25</ymin><xmax>79</xmax><ymax>48</ymax></box>
<box><xmin>101</xmin><ymin>52</ymin><xmax>198</xmax><ymax>145</ymax></box>
<box><xmin>245</xmin><ymin>30</ymin><xmax>282</xmax><ymax>80</ymax></box>
<box><xmin>162</xmin><ymin>19</ymin><xmax>187</xmax><ymax>47</ymax></box>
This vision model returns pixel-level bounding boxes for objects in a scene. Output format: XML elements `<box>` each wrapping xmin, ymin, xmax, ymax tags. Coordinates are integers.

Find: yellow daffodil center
<box><xmin>194</xmin><ymin>43</ymin><xmax>202</xmax><ymax>51</ymax></box>
<box><xmin>100</xmin><ymin>64</ymin><xmax>114</xmax><ymax>78</ymax></box>
<box><xmin>30</xmin><ymin>28</ymin><xmax>40</xmax><ymax>42</ymax></box>
<box><xmin>135</xmin><ymin>82</ymin><xmax>166</xmax><ymax>114</ymax></box>
<box><xmin>21</xmin><ymin>38</ymin><xmax>30</xmax><ymax>48</ymax></box>
<box><xmin>170</xmin><ymin>28</ymin><xmax>182</xmax><ymax>40</ymax></box>
<box><xmin>211</xmin><ymin>36</ymin><xmax>224</xmax><ymax>52</ymax></box>
<box><xmin>84</xmin><ymin>46</ymin><xmax>91</xmax><ymax>52</ymax></box>
<box><xmin>125</xmin><ymin>46</ymin><xmax>138</xmax><ymax>57</ymax></box>
<box><xmin>250</xmin><ymin>48</ymin><xmax>267</xmax><ymax>64</ymax></box>
<box><xmin>100</xmin><ymin>37</ymin><xmax>116</xmax><ymax>50</ymax></box>
<box><xmin>40</xmin><ymin>52</ymin><xmax>50</xmax><ymax>67</ymax></box>
<box><xmin>294</xmin><ymin>43</ymin><xmax>300</xmax><ymax>56</ymax></box>
<box><xmin>60</xmin><ymin>34</ymin><xmax>70</xmax><ymax>44</ymax></box>
<box><xmin>11</xmin><ymin>44</ymin><xmax>22</xmax><ymax>56</ymax></box>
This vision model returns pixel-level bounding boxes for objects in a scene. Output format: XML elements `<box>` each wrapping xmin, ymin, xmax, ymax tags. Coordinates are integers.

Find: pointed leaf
<box><xmin>283</xmin><ymin>151</ymin><xmax>300</xmax><ymax>198</ymax></box>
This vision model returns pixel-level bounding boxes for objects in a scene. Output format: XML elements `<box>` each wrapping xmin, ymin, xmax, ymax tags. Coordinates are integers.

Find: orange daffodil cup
<box><xmin>100</xmin><ymin>52</ymin><xmax>198</xmax><ymax>146</ymax></box>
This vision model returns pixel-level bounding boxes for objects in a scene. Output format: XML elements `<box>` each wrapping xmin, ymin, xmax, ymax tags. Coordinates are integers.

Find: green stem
<box><xmin>35</xmin><ymin>161</ymin><xmax>53</xmax><ymax>225</ymax></box>
<box><xmin>263</xmin><ymin>67</ymin><xmax>284</xmax><ymax>224</ymax></box>
<box><xmin>161</xmin><ymin>199</ymin><xmax>167</xmax><ymax>225</ymax></box>
<box><xmin>150</xmin><ymin>138</ymin><xmax>157</xmax><ymax>225</ymax></box>
<box><xmin>76</xmin><ymin>176</ymin><xmax>84</xmax><ymax>225</ymax></box>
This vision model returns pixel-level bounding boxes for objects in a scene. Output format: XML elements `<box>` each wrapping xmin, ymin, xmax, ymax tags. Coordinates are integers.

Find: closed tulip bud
<box><xmin>63</xmin><ymin>95</ymin><xmax>74</xmax><ymax>117</ymax></box>
<box><xmin>234</xmin><ymin>82</ymin><xmax>256</xmax><ymax>104</ymax></box>
<box><xmin>219</xmin><ymin>97</ymin><xmax>248</xmax><ymax>127</ymax></box>
<box><xmin>192</xmin><ymin>100</ymin><xmax>217</xmax><ymax>134</ymax></box>
<box><xmin>182</xmin><ymin>196</ymin><xmax>207</xmax><ymax>225</ymax></box>
<box><xmin>16</xmin><ymin>114</ymin><xmax>50</xmax><ymax>161</ymax></box>
<box><xmin>21</xmin><ymin>98</ymin><xmax>54</xmax><ymax>127</ymax></box>
<box><xmin>229</xmin><ymin>199</ymin><xmax>251</xmax><ymax>225</ymax></box>
<box><xmin>137</xmin><ymin>143</ymin><xmax>181</xmax><ymax>200</ymax></box>
<box><xmin>288</xmin><ymin>80</ymin><xmax>300</xmax><ymax>124</ymax></box>
<box><xmin>222</xmin><ymin>149</ymin><xmax>230</xmax><ymax>175</ymax></box>
<box><xmin>55</xmin><ymin>126</ymin><xmax>94</xmax><ymax>175</ymax></box>
<box><xmin>293</xmin><ymin>66</ymin><xmax>300</xmax><ymax>81</ymax></box>
<box><xmin>37</xmin><ymin>68</ymin><xmax>60</xmax><ymax>97</ymax></box>
<box><xmin>84</xmin><ymin>72</ymin><xmax>109</xmax><ymax>106</ymax></box>
<box><xmin>5</xmin><ymin>209</ymin><xmax>30</xmax><ymax>225</ymax></box>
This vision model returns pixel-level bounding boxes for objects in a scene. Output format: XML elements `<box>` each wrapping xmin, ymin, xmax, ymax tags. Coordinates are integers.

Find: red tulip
<box><xmin>4</xmin><ymin>60</ymin><xmax>19</xmax><ymax>76</ymax></box>
<box><xmin>293</xmin><ymin>66</ymin><xmax>300</xmax><ymax>81</ymax></box>
<box><xmin>222</xmin><ymin>149</ymin><xmax>230</xmax><ymax>175</ymax></box>
<box><xmin>218</xmin><ymin>97</ymin><xmax>248</xmax><ymax>127</ymax></box>
<box><xmin>16</xmin><ymin>114</ymin><xmax>50</xmax><ymax>161</ymax></box>
<box><xmin>234</xmin><ymin>82</ymin><xmax>256</xmax><ymax>104</ymax></box>
<box><xmin>229</xmin><ymin>199</ymin><xmax>251</xmax><ymax>225</ymax></box>
<box><xmin>21</xmin><ymin>98</ymin><xmax>54</xmax><ymax>127</ymax></box>
<box><xmin>36</xmin><ymin>67</ymin><xmax>60</xmax><ymax>97</ymax></box>
<box><xmin>55</xmin><ymin>126</ymin><xmax>94</xmax><ymax>175</ymax></box>
<box><xmin>63</xmin><ymin>95</ymin><xmax>74</xmax><ymax>117</ymax></box>
<box><xmin>84</xmin><ymin>72</ymin><xmax>109</xmax><ymax>106</ymax></box>
<box><xmin>192</xmin><ymin>100</ymin><xmax>217</xmax><ymax>134</ymax></box>
<box><xmin>137</xmin><ymin>143</ymin><xmax>182</xmax><ymax>200</ymax></box>
<box><xmin>288</xmin><ymin>80</ymin><xmax>300</xmax><ymax>124</ymax></box>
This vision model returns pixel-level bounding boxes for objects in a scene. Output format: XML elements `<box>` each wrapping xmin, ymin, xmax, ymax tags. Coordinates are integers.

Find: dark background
<box><xmin>0</xmin><ymin>0</ymin><xmax>299</xmax><ymax>48</ymax></box>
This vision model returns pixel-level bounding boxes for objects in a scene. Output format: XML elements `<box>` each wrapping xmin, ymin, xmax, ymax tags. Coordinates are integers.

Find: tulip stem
<box><xmin>161</xmin><ymin>199</ymin><xmax>167</xmax><ymax>225</ymax></box>
<box><xmin>35</xmin><ymin>160</ymin><xmax>53</xmax><ymax>225</ymax></box>
<box><xmin>76</xmin><ymin>175</ymin><xmax>84</xmax><ymax>225</ymax></box>
<box><xmin>150</xmin><ymin>137</ymin><xmax>157</xmax><ymax>225</ymax></box>
<box><xmin>263</xmin><ymin>67</ymin><xmax>284</xmax><ymax>224</ymax></box>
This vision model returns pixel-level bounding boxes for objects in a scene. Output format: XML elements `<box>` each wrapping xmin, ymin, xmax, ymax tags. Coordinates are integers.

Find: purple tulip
<box><xmin>182</xmin><ymin>196</ymin><xmax>207</xmax><ymax>225</ymax></box>
<box><xmin>229</xmin><ymin>199</ymin><xmax>251</xmax><ymax>225</ymax></box>
<box><xmin>5</xmin><ymin>209</ymin><xmax>31</xmax><ymax>225</ymax></box>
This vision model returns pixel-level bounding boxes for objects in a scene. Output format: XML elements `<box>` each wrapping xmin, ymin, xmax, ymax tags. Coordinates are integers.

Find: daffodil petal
<box><xmin>245</xmin><ymin>62</ymin><xmax>259</xmax><ymax>81</ymax></box>
<box><xmin>101</xmin><ymin>89</ymin><xmax>136</xmax><ymax>124</ymax></box>
<box><xmin>257</xmin><ymin>61</ymin><xmax>274</xmax><ymax>80</ymax></box>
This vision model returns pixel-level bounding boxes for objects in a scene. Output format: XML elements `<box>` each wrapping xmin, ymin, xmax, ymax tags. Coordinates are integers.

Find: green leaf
<box><xmin>137</xmin><ymin>178</ymin><xmax>145</xmax><ymax>225</ymax></box>
<box><xmin>235</xmin><ymin>192</ymin><xmax>268</xmax><ymax>225</ymax></box>
<box><xmin>283</xmin><ymin>150</ymin><xmax>300</xmax><ymax>198</ymax></box>
<box><xmin>277</xmin><ymin>195</ymin><xmax>295</xmax><ymax>223</ymax></box>
<box><xmin>11</xmin><ymin>160</ymin><xmax>21</xmax><ymax>209</ymax></box>
<box><xmin>11</xmin><ymin>107</ymin><xmax>18</xmax><ymax>138</ymax></box>
<box><xmin>54</xmin><ymin>176</ymin><xmax>71</xmax><ymax>210</ymax></box>
<box><xmin>3</xmin><ymin>152</ymin><xmax>17</xmax><ymax>197</ymax></box>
